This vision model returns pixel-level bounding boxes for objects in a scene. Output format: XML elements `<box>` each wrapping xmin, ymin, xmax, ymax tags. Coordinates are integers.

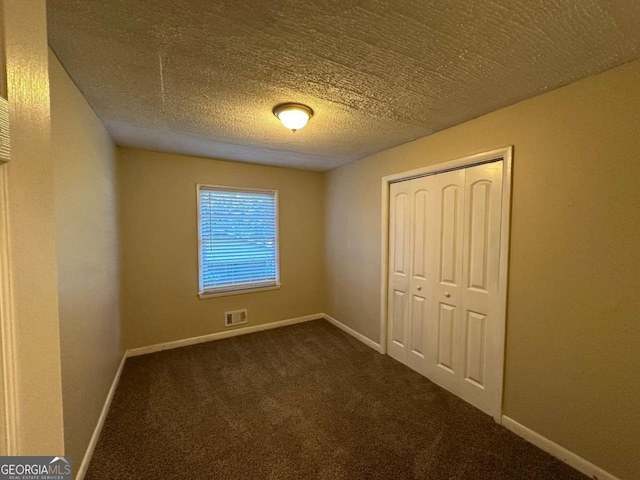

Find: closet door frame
<box><xmin>380</xmin><ymin>146</ymin><xmax>513</xmax><ymax>422</ymax></box>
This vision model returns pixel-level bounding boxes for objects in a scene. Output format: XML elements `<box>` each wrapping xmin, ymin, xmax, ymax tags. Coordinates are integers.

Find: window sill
<box><xmin>198</xmin><ymin>284</ymin><xmax>281</xmax><ymax>300</ymax></box>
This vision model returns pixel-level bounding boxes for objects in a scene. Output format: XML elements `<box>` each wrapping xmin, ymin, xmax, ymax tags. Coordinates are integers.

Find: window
<box><xmin>197</xmin><ymin>185</ymin><xmax>280</xmax><ymax>297</ymax></box>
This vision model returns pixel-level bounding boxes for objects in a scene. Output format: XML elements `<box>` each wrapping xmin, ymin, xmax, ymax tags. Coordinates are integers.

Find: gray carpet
<box><xmin>86</xmin><ymin>319</ymin><xmax>585</xmax><ymax>479</ymax></box>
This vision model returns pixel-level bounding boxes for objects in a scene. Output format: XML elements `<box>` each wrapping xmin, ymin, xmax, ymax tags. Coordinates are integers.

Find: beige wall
<box><xmin>2</xmin><ymin>0</ymin><xmax>65</xmax><ymax>454</ymax></box>
<box><xmin>49</xmin><ymin>51</ymin><xmax>122</xmax><ymax>469</ymax></box>
<box><xmin>118</xmin><ymin>148</ymin><xmax>325</xmax><ymax>349</ymax></box>
<box><xmin>325</xmin><ymin>60</ymin><xmax>640</xmax><ymax>479</ymax></box>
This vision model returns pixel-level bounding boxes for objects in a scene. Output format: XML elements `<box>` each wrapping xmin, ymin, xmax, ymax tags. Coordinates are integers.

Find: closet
<box><xmin>387</xmin><ymin>160</ymin><xmax>505</xmax><ymax>416</ymax></box>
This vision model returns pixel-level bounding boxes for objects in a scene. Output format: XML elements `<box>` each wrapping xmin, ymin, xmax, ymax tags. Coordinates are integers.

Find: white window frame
<box><xmin>197</xmin><ymin>184</ymin><xmax>281</xmax><ymax>299</ymax></box>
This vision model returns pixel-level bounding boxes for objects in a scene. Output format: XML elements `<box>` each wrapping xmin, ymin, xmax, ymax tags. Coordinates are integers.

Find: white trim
<box><xmin>379</xmin><ymin>146</ymin><xmax>513</xmax><ymax>422</ymax></box>
<box><xmin>76</xmin><ymin>353</ymin><xmax>127</xmax><ymax>480</ymax></box>
<box><xmin>198</xmin><ymin>184</ymin><xmax>278</xmax><ymax>195</ymax></box>
<box><xmin>501</xmin><ymin>416</ymin><xmax>620</xmax><ymax>480</ymax></box>
<box><xmin>0</xmin><ymin>165</ymin><xmax>18</xmax><ymax>455</ymax></box>
<box><xmin>382</xmin><ymin>147</ymin><xmax>511</xmax><ymax>184</ymax></box>
<box><xmin>198</xmin><ymin>283</ymin><xmax>280</xmax><ymax>299</ymax></box>
<box><xmin>322</xmin><ymin>314</ymin><xmax>382</xmax><ymax>352</ymax></box>
<box><xmin>126</xmin><ymin>314</ymin><xmax>322</xmax><ymax>357</ymax></box>
<box><xmin>379</xmin><ymin>178</ymin><xmax>390</xmax><ymax>355</ymax></box>
<box><xmin>493</xmin><ymin>146</ymin><xmax>514</xmax><ymax>421</ymax></box>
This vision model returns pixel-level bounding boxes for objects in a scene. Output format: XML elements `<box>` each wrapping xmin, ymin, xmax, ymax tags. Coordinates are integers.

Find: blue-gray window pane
<box><xmin>199</xmin><ymin>188</ymin><xmax>278</xmax><ymax>291</ymax></box>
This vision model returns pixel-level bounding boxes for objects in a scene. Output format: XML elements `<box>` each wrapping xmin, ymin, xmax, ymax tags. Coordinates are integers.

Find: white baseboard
<box><xmin>322</xmin><ymin>313</ymin><xmax>382</xmax><ymax>353</ymax></box>
<box><xmin>126</xmin><ymin>313</ymin><xmax>323</xmax><ymax>357</ymax></box>
<box><xmin>501</xmin><ymin>415</ymin><xmax>619</xmax><ymax>480</ymax></box>
<box><xmin>76</xmin><ymin>353</ymin><xmax>127</xmax><ymax>480</ymax></box>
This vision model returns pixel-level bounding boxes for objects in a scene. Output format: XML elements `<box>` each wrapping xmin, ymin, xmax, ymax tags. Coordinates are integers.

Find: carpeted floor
<box><xmin>86</xmin><ymin>319</ymin><xmax>585</xmax><ymax>479</ymax></box>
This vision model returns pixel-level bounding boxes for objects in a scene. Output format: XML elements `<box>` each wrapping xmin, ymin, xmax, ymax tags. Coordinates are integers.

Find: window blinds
<box><xmin>198</xmin><ymin>187</ymin><xmax>278</xmax><ymax>293</ymax></box>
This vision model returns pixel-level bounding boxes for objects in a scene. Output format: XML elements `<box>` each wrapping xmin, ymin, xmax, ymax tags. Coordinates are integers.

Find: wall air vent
<box><xmin>225</xmin><ymin>309</ymin><xmax>247</xmax><ymax>327</ymax></box>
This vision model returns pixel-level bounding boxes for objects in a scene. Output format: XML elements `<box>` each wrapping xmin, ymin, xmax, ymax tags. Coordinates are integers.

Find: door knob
<box><xmin>417</xmin><ymin>285</ymin><xmax>422</xmax><ymax>291</ymax></box>
<box><xmin>444</xmin><ymin>292</ymin><xmax>451</xmax><ymax>298</ymax></box>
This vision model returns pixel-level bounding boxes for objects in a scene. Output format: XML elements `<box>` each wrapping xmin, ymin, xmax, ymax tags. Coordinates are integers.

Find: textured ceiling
<box><xmin>47</xmin><ymin>0</ymin><xmax>640</xmax><ymax>171</ymax></box>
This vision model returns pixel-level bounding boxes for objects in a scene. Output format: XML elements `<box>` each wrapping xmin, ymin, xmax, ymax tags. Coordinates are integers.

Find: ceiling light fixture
<box><xmin>273</xmin><ymin>103</ymin><xmax>313</xmax><ymax>132</ymax></box>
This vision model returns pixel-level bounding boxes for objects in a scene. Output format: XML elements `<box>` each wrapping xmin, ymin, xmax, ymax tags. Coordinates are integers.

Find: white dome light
<box><xmin>273</xmin><ymin>103</ymin><xmax>314</xmax><ymax>132</ymax></box>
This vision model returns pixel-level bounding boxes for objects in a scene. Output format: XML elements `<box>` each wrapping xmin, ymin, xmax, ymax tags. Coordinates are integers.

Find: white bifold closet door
<box><xmin>387</xmin><ymin>175</ymin><xmax>434</xmax><ymax>373</ymax></box>
<box><xmin>387</xmin><ymin>161</ymin><xmax>503</xmax><ymax>416</ymax></box>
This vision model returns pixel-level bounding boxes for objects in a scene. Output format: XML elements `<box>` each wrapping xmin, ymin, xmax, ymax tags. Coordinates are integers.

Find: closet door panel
<box><xmin>409</xmin><ymin>295</ymin><xmax>426</xmax><ymax>355</ymax></box>
<box><xmin>464</xmin><ymin>310</ymin><xmax>486</xmax><ymax>386</ymax></box>
<box><xmin>459</xmin><ymin>161</ymin><xmax>503</xmax><ymax>413</ymax></box>
<box><xmin>439</xmin><ymin>184</ymin><xmax>461</xmax><ymax>285</ymax></box>
<box><xmin>407</xmin><ymin>178</ymin><xmax>433</xmax><ymax>373</ymax></box>
<box><xmin>437</xmin><ymin>303</ymin><xmax>456</xmax><ymax>371</ymax></box>
<box><xmin>426</xmin><ymin>169</ymin><xmax>465</xmax><ymax>390</ymax></box>
<box><xmin>387</xmin><ymin>181</ymin><xmax>412</xmax><ymax>363</ymax></box>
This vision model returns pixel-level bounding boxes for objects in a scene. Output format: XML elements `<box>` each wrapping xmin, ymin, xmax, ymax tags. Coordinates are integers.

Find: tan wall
<box><xmin>118</xmin><ymin>148</ymin><xmax>325</xmax><ymax>349</ymax></box>
<box><xmin>3</xmin><ymin>0</ymin><xmax>65</xmax><ymax>454</ymax></box>
<box><xmin>324</xmin><ymin>60</ymin><xmax>640</xmax><ymax>479</ymax></box>
<box><xmin>49</xmin><ymin>51</ymin><xmax>122</xmax><ymax>469</ymax></box>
